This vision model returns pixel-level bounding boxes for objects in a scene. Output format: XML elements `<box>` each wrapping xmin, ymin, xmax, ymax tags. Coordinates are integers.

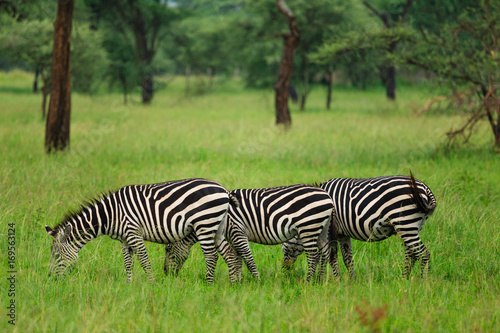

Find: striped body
<box><xmin>46</xmin><ymin>178</ymin><xmax>234</xmax><ymax>283</ymax></box>
<box><xmin>165</xmin><ymin>185</ymin><xmax>334</xmax><ymax>282</ymax></box>
<box><xmin>282</xmin><ymin>174</ymin><xmax>436</xmax><ymax>279</ymax></box>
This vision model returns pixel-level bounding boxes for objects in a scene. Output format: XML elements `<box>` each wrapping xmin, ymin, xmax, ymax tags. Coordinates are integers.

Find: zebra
<box><xmin>282</xmin><ymin>173</ymin><xmax>437</xmax><ymax>279</ymax></box>
<box><xmin>164</xmin><ymin>184</ymin><xmax>335</xmax><ymax>282</ymax></box>
<box><xmin>45</xmin><ymin>178</ymin><xmax>236</xmax><ymax>283</ymax></box>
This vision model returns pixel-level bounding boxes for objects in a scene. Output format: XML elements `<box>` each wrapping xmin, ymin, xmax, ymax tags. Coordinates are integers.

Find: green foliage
<box><xmin>168</xmin><ymin>15</ymin><xmax>234</xmax><ymax>75</ymax></box>
<box><xmin>101</xmin><ymin>27</ymin><xmax>138</xmax><ymax>99</ymax></box>
<box><xmin>71</xmin><ymin>24</ymin><xmax>108</xmax><ymax>94</ymax></box>
<box><xmin>311</xmin><ymin>0</ymin><xmax>500</xmax><ymax>145</ymax></box>
<box><xmin>1</xmin><ymin>71</ymin><xmax>499</xmax><ymax>332</ymax></box>
<box><xmin>0</xmin><ymin>18</ymin><xmax>53</xmax><ymax>77</ymax></box>
<box><xmin>85</xmin><ymin>0</ymin><xmax>180</xmax><ymax>102</ymax></box>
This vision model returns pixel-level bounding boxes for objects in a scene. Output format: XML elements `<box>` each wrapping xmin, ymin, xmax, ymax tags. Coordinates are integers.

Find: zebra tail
<box><xmin>229</xmin><ymin>193</ymin><xmax>240</xmax><ymax>208</ymax></box>
<box><xmin>408</xmin><ymin>170</ymin><xmax>436</xmax><ymax>215</ymax></box>
<box><xmin>328</xmin><ymin>208</ymin><xmax>339</xmax><ymax>243</ymax></box>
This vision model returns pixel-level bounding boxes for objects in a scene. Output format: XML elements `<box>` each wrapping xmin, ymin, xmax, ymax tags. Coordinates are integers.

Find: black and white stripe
<box><xmin>46</xmin><ymin>178</ymin><xmax>234</xmax><ymax>283</ymax></box>
<box><xmin>282</xmin><ymin>173</ymin><xmax>436</xmax><ymax>279</ymax></box>
<box><xmin>165</xmin><ymin>184</ymin><xmax>334</xmax><ymax>282</ymax></box>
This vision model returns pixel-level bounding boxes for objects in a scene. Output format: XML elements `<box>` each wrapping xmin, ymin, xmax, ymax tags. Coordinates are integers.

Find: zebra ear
<box><xmin>46</xmin><ymin>226</ymin><xmax>56</xmax><ymax>237</ymax></box>
<box><xmin>61</xmin><ymin>224</ymin><xmax>72</xmax><ymax>242</ymax></box>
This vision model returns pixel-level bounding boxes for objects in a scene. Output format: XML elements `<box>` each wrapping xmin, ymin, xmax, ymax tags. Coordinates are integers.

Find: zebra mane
<box><xmin>309</xmin><ymin>181</ymin><xmax>324</xmax><ymax>188</ymax></box>
<box><xmin>51</xmin><ymin>190</ymin><xmax>115</xmax><ymax>233</ymax></box>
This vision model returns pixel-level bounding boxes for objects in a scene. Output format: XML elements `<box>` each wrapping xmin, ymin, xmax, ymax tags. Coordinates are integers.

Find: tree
<box><xmin>275</xmin><ymin>0</ymin><xmax>299</xmax><ymax>128</ymax></box>
<box><xmin>102</xmin><ymin>28</ymin><xmax>138</xmax><ymax>104</ymax></box>
<box><xmin>0</xmin><ymin>19</ymin><xmax>53</xmax><ymax>118</ymax></box>
<box><xmin>313</xmin><ymin>0</ymin><xmax>500</xmax><ymax>147</ymax></box>
<box><xmin>361</xmin><ymin>0</ymin><xmax>414</xmax><ymax>100</ymax></box>
<box><xmin>291</xmin><ymin>0</ymin><xmax>350</xmax><ymax>111</ymax></box>
<box><xmin>45</xmin><ymin>0</ymin><xmax>74</xmax><ymax>153</ymax></box>
<box><xmin>168</xmin><ymin>15</ymin><xmax>234</xmax><ymax>95</ymax></box>
<box><xmin>402</xmin><ymin>0</ymin><xmax>500</xmax><ymax>147</ymax></box>
<box><xmin>87</xmin><ymin>0</ymin><xmax>178</xmax><ymax>104</ymax></box>
<box><xmin>71</xmin><ymin>25</ymin><xmax>108</xmax><ymax>95</ymax></box>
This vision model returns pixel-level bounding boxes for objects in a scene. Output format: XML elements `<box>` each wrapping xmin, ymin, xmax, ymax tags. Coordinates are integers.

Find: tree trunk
<box><xmin>495</xmin><ymin>122</ymin><xmax>500</xmax><ymax>148</ymax></box>
<box><xmin>41</xmin><ymin>77</ymin><xmax>49</xmax><ymax>119</ymax></box>
<box><xmin>275</xmin><ymin>0</ymin><xmax>300</xmax><ymax>128</ymax></box>
<box><xmin>207</xmin><ymin>67</ymin><xmax>214</xmax><ymax>89</ymax></box>
<box><xmin>45</xmin><ymin>0</ymin><xmax>74</xmax><ymax>153</ymax></box>
<box><xmin>299</xmin><ymin>94</ymin><xmax>306</xmax><ymax>112</ymax></box>
<box><xmin>386</xmin><ymin>65</ymin><xmax>396</xmax><ymax>100</ymax></box>
<box><xmin>142</xmin><ymin>74</ymin><xmax>153</xmax><ymax>104</ymax></box>
<box><xmin>299</xmin><ymin>52</ymin><xmax>308</xmax><ymax>112</ymax></box>
<box><xmin>33</xmin><ymin>68</ymin><xmax>39</xmax><ymax>93</ymax></box>
<box><xmin>185</xmin><ymin>66</ymin><xmax>191</xmax><ymax>95</ymax></box>
<box><xmin>362</xmin><ymin>0</ymin><xmax>414</xmax><ymax>101</ymax></box>
<box><xmin>131</xmin><ymin>6</ymin><xmax>154</xmax><ymax>104</ymax></box>
<box><xmin>325</xmin><ymin>70</ymin><xmax>332</xmax><ymax>110</ymax></box>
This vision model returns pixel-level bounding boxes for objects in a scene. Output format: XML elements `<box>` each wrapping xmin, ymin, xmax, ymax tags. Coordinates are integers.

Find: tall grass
<box><xmin>1</xmin><ymin>70</ymin><xmax>499</xmax><ymax>332</ymax></box>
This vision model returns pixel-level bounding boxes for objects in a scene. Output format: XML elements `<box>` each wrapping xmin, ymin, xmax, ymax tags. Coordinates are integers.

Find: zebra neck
<box><xmin>65</xmin><ymin>217</ymin><xmax>98</xmax><ymax>250</ymax></box>
<box><xmin>67</xmin><ymin>197</ymin><xmax>116</xmax><ymax>246</ymax></box>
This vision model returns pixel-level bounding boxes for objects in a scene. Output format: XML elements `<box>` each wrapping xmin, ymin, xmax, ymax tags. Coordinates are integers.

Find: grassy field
<box><xmin>1</xmin><ymin>70</ymin><xmax>499</xmax><ymax>332</ymax></box>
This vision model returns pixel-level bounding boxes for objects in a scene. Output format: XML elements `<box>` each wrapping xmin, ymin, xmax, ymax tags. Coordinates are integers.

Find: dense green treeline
<box><xmin>0</xmin><ymin>0</ymin><xmax>498</xmax><ymax>145</ymax></box>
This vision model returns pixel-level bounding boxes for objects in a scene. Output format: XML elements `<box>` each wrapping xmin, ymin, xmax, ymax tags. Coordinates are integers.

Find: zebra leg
<box><xmin>400</xmin><ymin>233</ymin><xmax>430</xmax><ymax>279</ymax></box>
<box><xmin>121</xmin><ymin>242</ymin><xmax>134</xmax><ymax>283</ymax></box>
<box><xmin>328</xmin><ymin>239</ymin><xmax>341</xmax><ymax>280</ymax></box>
<box><xmin>232</xmin><ymin>234</ymin><xmax>260</xmax><ymax>279</ymax></box>
<box><xmin>129</xmin><ymin>237</ymin><xmax>155</xmax><ymax>282</ymax></box>
<box><xmin>164</xmin><ymin>235</ymin><xmax>196</xmax><ymax>276</ymax></box>
<box><xmin>317</xmin><ymin>225</ymin><xmax>331</xmax><ymax>281</ymax></box>
<box><xmin>215</xmin><ymin>216</ymin><xmax>240</xmax><ymax>283</ymax></box>
<box><xmin>419</xmin><ymin>245</ymin><xmax>431</xmax><ymax>278</ymax></box>
<box><xmin>199</xmin><ymin>243</ymin><xmax>219</xmax><ymax>283</ymax></box>
<box><xmin>304</xmin><ymin>248</ymin><xmax>320</xmax><ymax>282</ymax></box>
<box><xmin>281</xmin><ymin>237</ymin><xmax>302</xmax><ymax>271</ymax></box>
<box><xmin>164</xmin><ymin>243</ymin><xmax>177</xmax><ymax>276</ymax></box>
<box><xmin>231</xmin><ymin>245</ymin><xmax>243</xmax><ymax>281</ymax></box>
<box><xmin>216</xmin><ymin>236</ymin><xmax>239</xmax><ymax>284</ymax></box>
<box><xmin>403</xmin><ymin>244</ymin><xmax>416</xmax><ymax>279</ymax></box>
<box><xmin>339</xmin><ymin>237</ymin><xmax>355</xmax><ymax>279</ymax></box>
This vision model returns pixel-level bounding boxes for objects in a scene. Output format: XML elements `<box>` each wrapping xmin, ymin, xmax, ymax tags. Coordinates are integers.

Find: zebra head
<box><xmin>281</xmin><ymin>237</ymin><xmax>304</xmax><ymax>270</ymax></box>
<box><xmin>46</xmin><ymin>224</ymin><xmax>78</xmax><ymax>277</ymax></box>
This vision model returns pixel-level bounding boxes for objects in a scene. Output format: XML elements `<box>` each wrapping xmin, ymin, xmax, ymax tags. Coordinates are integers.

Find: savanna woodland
<box><xmin>1</xmin><ymin>0</ymin><xmax>499</xmax><ymax>332</ymax></box>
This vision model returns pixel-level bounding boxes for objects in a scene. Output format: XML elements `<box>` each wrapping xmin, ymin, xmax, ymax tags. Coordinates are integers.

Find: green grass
<box><xmin>1</xmin><ymin>70</ymin><xmax>499</xmax><ymax>332</ymax></box>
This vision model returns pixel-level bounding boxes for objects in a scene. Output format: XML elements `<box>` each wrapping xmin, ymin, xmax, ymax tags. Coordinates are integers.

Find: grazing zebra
<box><xmin>164</xmin><ymin>185</ymin><xmax>335</xmax><ymax>282</ymax></box>
<box><xmin>282</xmin><ymin>173</ymin><xmax>437</xmax><ymax>279</ymax></box>
<box><xmin>45</xmin><ymin>178</ymin><xmax>236</xmax><ymax>283</ymax></box>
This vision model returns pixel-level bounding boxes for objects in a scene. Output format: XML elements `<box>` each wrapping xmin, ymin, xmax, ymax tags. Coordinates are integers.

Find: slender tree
<box><xmin>45</xmin><ymin>0</ymin><xmax>74</xmax><ymax>153</ymax></box>
<box><xmin>87</xmin><ymin>0</ymin><xmax>176</xmax><ymax>104</ymax></box>
<box><xmin>362</xmin><ymin>0</ymin><xmax>414</xmax><ymax>100</ymax></box>
<box><xmin>275</xmin><ymin>0</ymin><xmax>299</xmax><ymax>128</ymax></box>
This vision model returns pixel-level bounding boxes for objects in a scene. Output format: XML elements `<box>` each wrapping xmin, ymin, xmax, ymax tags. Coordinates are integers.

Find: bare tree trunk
<box><xmin>299</xmin><ymin>51</ymin><xmax>308</xmax><ymax>112</ymax></box>
<box><xmin>362</xmin><ymin>0</ymin><xmax>414</xmax><ymax>101</ymax></box>
<box><xmin>33</xmin><ymin>68</ymin><xmax>39</xmax><ymax>93</ymax></box>
<box><xmin>131</xmin><ymin>6</ymin><xmax>154</xmax><ymax>104</ymax></box>
<box><xmin>45</xmin><ymin>0</ymin><xmax>74</xmax><ymax>153</ymax></box>
<box><xmin>300</xmin><ymin>94</ymin><xmax>307</xmax><ymax>112</ymax></box>
<box><xmin>41</xmin><ymin>76</ymin><xmax>49</xmax><ymax>119</ymax></box>
<box><xmin>386</xmin><ymin>65</ymin><xmax>396</xmax><ymax>100</ymax></box>
<box><xmin>185</xmin><ymin>66</ymin><xmax>191</xmax><ymax>95</ymax></box>
<box><xmin>207</xmin><ymin>67</ymin><xmax>214</xmax><ymax>89</ymax></box>
<box><xmin>275</xmin><ymin>0</ymin><xmax>300</xmax><ymax>128</ymax></box>
<box><xmin>142</xmin><ymin>74</ymin><xmax>153</xmax><ymax>104</ymax></box>
<box><xmin>325</xmin><ymin>69</ymin><xmax>332</xmax><ymax>110</ymax></box>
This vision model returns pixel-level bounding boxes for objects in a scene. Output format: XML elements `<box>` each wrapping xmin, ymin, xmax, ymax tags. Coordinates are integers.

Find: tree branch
<box><xmin>276</xmin><ymin>0</ymin><xmax>294</xmax><ymax>19</ymax></box>
<box><xmin>276</xmin><ymin>0</ymin><xmax>299</xmax><ymax>38</ymax></box>
<box><xmin>400</xmin><ymin>0</ymin><xmax>415</xmax><ymax>24</ymax></box>
<box><xmin>362</xmin><ymin>1</ymin><xmax>390</xmax><ymax>28</ymax></box>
